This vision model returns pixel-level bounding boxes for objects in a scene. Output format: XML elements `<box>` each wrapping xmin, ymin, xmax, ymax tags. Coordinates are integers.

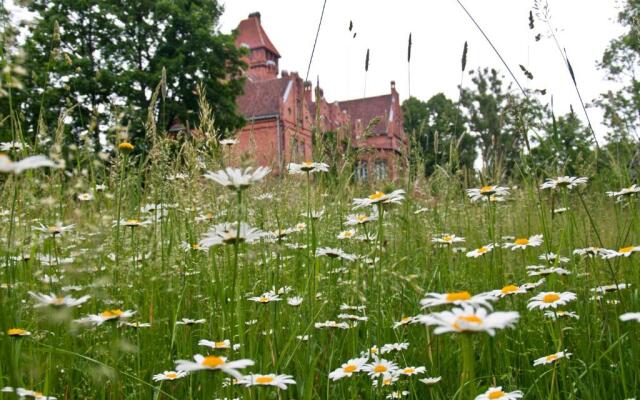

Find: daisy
<box><xmin>553</xmin><ymin>207</ymin><xmax>569</xmax><ymax>214</ymax></box>
<box><xmin>329</xmin><ymin>357</ymin><xmax>369</xmax><ymax>380</ymax></box>
<box><xmin>0</xmin><ymin>154</ymin><xmax>58</xmax><ymax>174</ymax></box>
<box><xmin>397</xmin><ymin>366</ymin><xmax>426</xmax><ymax>376</ymax></box>
<box><xmin>489</xmin><ymin>284</ymin><xmax>527</xmax><ymax>298</ymax></box>
<box><xmin>238</xmin><ymin>374</ymin><xmax>296</xmax><ymax>390</ymax></box>
<box><xmin>520</xmin><ymin>278</ymin><xmax>548</xmax><ymax>292</ymax></box>
<box><xmin>204</xmin><ymin>167</ymin><xmax>271</xmax><ymax>190</ymax></box>
<box><xmin>180</xmin><ymin>242</ymin><xmax>207</xmax><ymax>252</ymax></box>
<box><xmin>77</xmin><ymin>193</ymin><xmax>94</xmax><ymax>202</ymax></box>
<box><xmin>175</xmin><ymin>354</ymin><xmax>254</xmax><ymax>379</ymax></box>
<box><xmin>199</xmin><ymin>339</ymin><xmax>231</xmax><ymax>349</ymax></box>
<box><xmin>372</xmin><ymin>373</ymin><xmax>399</xmax><ymax>387</ymax></box>
<box><xmin>533</xmin><ymin>350</ymin><xmax>571</xmax><ymax>366</ymax></box>
<box><xmin>606</xmin><ymin>184</ymin><xmax>640</xmax><ymax>198</ymax></box>
<box><xmin>619</xmin><ymin>313</ymin><xmax>640</xmax><ymax>322</ymax></box>
<box><xmin>122</xmin><ymin>322</ymin><xmax>151</xmax><ymax>328</ymax></box>
<box><xmin>199</xmin><ymin>223</ymin><xmax>265</xmax><ymax>248</ymax></box>
<box><xmin>152</xmin><ymin>371</ymin><xmax>188</xmax><ymax>381</ymax></box>
<box><xmin>420</xmin><ymin>291</ymin><xmax>496</xmax><ymax>309</ymax></box>
<box><xmin>387</xmin><ymin>391</ymin><xmax>410</xmax><ymax>399</ymax></box>
<box><xmin>219</xmin><ymin>138</ymin><xmax>239</xmax><ymax>146</ymax></box>
<box><xmin>316</xmin><ymin>247</ymin><xmax>357</xmax><ymax>261</ymax></box>
<box><xmin>338</xmin><ymin>314</ymin><xmax>368</xmax><ymax>322</ymax></box>
<box><xmin>393</xmin><ymin>316</ymin><xmax>417</xmax><ymax>328</ymax></box>
<box><xmin>418</xmin><ymin>305</ymin><xmax>519</xmax><ymax>336</ymax></box>
<box><xmin>544</xmin><ymin>310</ymin><xmax>580</xmax><ymax>320</ymax></box>
<box><xmin>32</xmin><ymin>223</ymin><xmax>75</xmax><ymax>236</ymax></box>
<box><xmin>601</xmin><ymin>246</ymin><xmax>640</xmax><ymax>258</ymax></box>
<box><xmin>466</xmin><ymin>244</ymin><xmax>495</xmax><ymax>258</ymax></box>
<box><xmin>432</xmin><ymin>233</ymin><xmax>465</xmax><ymax>245</ymax></box>
<box><xmin>466</xmin><ymin>185</ymin><xmax>510</xmax><ymax>202</ymax></box>
<box><xmin>539</xmin><ymin>253</ymin><xmax>569</xmax><ymax>263</ymax></box>
<box><xmin>314</xmin><ymin>320</ymin><xmax>350</xmax><ymax>329</ymax></box>
<box><xmin>527</xmin><ymin>292</ymin><xmax>577</xmax><ymax>310</ymax></box>
<box><xmin>362</xmin><ymin>357</ymin><xmax>399</xmax><ymax>378</ymax></box>
<box><xmin>14</xmin><ymin>388</ymin><xmax>57</xmax><ymax>399</ymax></box>
<box><xmin>352</xmin><ymin>190</ymin><xmax>405</xmax><ymax>209</ymax></box>
<box><xmin>345</xmin><ymin>211</ymin><xmax>378</xmax><ymax>225</ymax></box>
<box><xmin>503</xmin><ymin>234</ymin><xmax>543</xmax><ymax>250</ymax></box>
<box><xmin>540</xmin><ymin>176</ymin><xmax>588</xmax><ymax>190</ymax></box>
<box><xmin>248</xmin><ymin>292</ymin><xmax>282</xmax><ymax>304</ymax></box>
<box><xmin>7</xmin><ymin>328</ymin><xmax>31</xmax><ymax>337</ymax></box>
<box><xmin>76</xmin><ymin>309</ymin><xmax>136</xmax><ymax>325</ymax></box>
<box><xmin>28</xmin><ymin>292</ymin><xmax>90</xmax><ymax>308</ymax></box>
<box><xmin>475</xmin><ymin>386</ymin><xmax>523</xmax><ymax>400</ymax></box>
<box><xmin>573</xmin><ymin>247</ymin><xmax>605</xmax><ymax>257</ymax></box>
<box><xmin>591</xmin><ymin>283</ymin><xmax>630</xmax><ymax>294</ymax></box>
<box><xmin>176</xmin><ymin>318</ymin><xmax>206</xmax><ymax>325</ymax></box>
<box><xmin>287</xmin><ymin>161</ymin><xmax>329</xmax><ymax>174</ymax></box>
<box><xmin>527</xmin><ymin>267</ymin><xmax>571</xmax><ymax>277</ymax></box>
<box><xmin>287</xmin><ymin>296</ymin><xmax>303</xmax><ymax>306</ymax></box>
<box><xmin>0</xmin><ymin>141</ymin><xmax>29</xmax><ymax>151</ymax></box>
<box><xmin>419</xmin><ymin>377</ymin><xmax>442</xmax><ymax>385</ymax></box>
<box><xmin>380</xmin><ymin>342</ymin><xmax>409</xmax><ymax>354</ymax></box>
<box><xmin>337</xmin><ymin>229</ymin><xmax>356</xmax><ymax>240</ymax></box>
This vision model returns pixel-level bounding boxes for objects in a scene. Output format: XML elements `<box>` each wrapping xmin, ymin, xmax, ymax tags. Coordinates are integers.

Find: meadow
<box><xmin>0</xmin><ymin>138</ymin><xmax>639</xmax><ymax>400</ymax></box>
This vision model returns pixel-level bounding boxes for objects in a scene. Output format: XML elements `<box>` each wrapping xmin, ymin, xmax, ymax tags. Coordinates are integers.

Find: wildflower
<box><xmin>180</xmin><ymin>242</ymin><xmax>206</xmax><ymax>252</ymax></box>
<box><xmin>316</xmin><ymin>247</ymin><xmax>357</xmax><ymax>261</ymax></box>
<box><xmin>32</xmin><ymin>223</ymin><xmax>75</xmax><ymax>236</ymax></box>
<box><xmin>620</xmin><ymin>313</ymin><xmax>640</xmax><ymax>322</ymax></box>
<box><xmin>362</xmin><ymin>357</ymin><xmax>399</xmax><ymax>378</ymax></box>
<box><xmin>527</xmin><ymin>292</ymin><xmax>577</xmax><ymax>310</ymax></box>
<box><xmin>420</xmin><ymin>291</ymin><xmax>495</xmax><ymax>309</ymax></box>
<box><xmin>329</xmin><ymin>357</ymin><xmax>368</xmax><ymax>380</ymax></box>
<box><xmin>393</xmin><ymin>316</ymin><xmax>417</xmax><ymax>328</ymax></box>
<box><xmin>380</xmin><ymin>342</ymin><xmax>409</xmax><ymax>354</ymax></box>
<box><xmin>591</xmin><ymin>283</ymin><xmax>630</xmax><ymax>294</ymax></box>
<box><xmin>76</xmin><ymin>309</ymin><xmax>136</xmax><ymax>325</ymax></box>
<box><xmin>248</xmin><ymin>292</ymin><xmax>282</xmax><ymax>304</ymax></box>
<box><xmin>466</xmin><ymin>244</ymin><xmax>494</xmax><ymax>258</ymax></box>
<box><xmin>287</xmin><ymin>296</ymin><xmax>303</xmax><ymax>306</ymax></box>
<box><xmin>176</xmin><ymin>318</ymin><xmax>206</xmax><ymax>325</ymax></box>
<box><xmin>337</xmin><ymin>229</ymin><xmax>356</xmax><ymax>240</ymax></box>
<box><xmin>387</xmin><ymin>391</ymin><xmax>410</xmax><ymax>398</ymax></box>
<box><xmin>606</xmin><ymin>184</ymin><xmax>640</xmax><ymax>199</ymax></box>
<box><xmin>238</xmin><ymin>374</ymin><xmax>296</xmax><ymax>390</ymax></box>
<box><xmin>118</xmin><ymin>142</ymin><xmax>135</xmax><ymax>153</ymax></box>
<box><xmin>544</xmin><ymin>310</ymin><xmax>580</xmax><ymax>320</ymax></box>
<box><xmin>338</xmin><ymin>314</ymin><xmax>369</xmax><ymax>322</ymax></box>
<box><xmin>199</xmin><ymin>223</ymin><xmax>265</xmax><ymax>249</ymax></box>
<box><xmin>12</xmin><ymin>388</ymin><xmax>57</xmax><ymax>399</ymax></box>
<box><xmin>397</xmin><ymin>366</ymin><xmax>426</xmax><ymax>376</ymax></box>
<box><xmin>601</xmin><ymin>246</ymin><xmax>640</xmax><ymax>258</ymax></box>
<box><xmin>314</xmin><ymin>320</ymin><xmax>350</xmax><ymax>329</ymax></box>
<box><xmin>533</xmin><ymin>350</ymin><xmax>571</xmax><ymax>366</ymax></box>
<box><xmin>77</xmin><ymin>193</ymin><xmax>94</xmax><ymax>201</ymax></box>
<box><xmin>199</xmin><ymin>339</ymin><xmax>231</xmax><ymax>350</ymax></box>
<box><xmin>414</xmin><ymin>207</ymin><xmax>429</xmax><ymax>214</ymax></box>
<box><xmin>203</xmin><ymin>167</ymin><xmax>271</xmax><ymax>190</ymax></box>
<box><xmin>352</xmin><ymin>189</ymin><xmax>405</xmax><ymax>209</ymax></box>
<box><xmin>466</xmin><ymin>185</ymin><xmax>509</xmax><ymax>202</ymax></box>
<box><xmin>573</xmin><ymin>247</ymin><xmax>605</xmax><ymax>257</ymax></box>
<box><xmin>432</xmin><ymin>233</ymin><xmax>465</xmax><ymax>245</ymax></box>
<box><xmin>540</xmin><ymin>176</ymin><xmax>588</xmax><ymax>190</ymax></box>
<box><xmin>219</xmin><ymin>138</ymin><xmax>239</xmax><ymax>146</ymax></box>
<box><xmin>175</xmin><ymin>354</ymin><xmax>254</xmax><ymax>379</ymax></box>
<box><xmin>527</xmin><ymin>267</ymin><xmax>571</xmax><ymax>277</ymax></box>
<box><xmin>503</xmin><ymin>234</ymin><xmax>543</xmax><ymax>250</ymax></box>
<box><xmin>372</xmin><ymin>373</ymin><xmax>399</xmax><ymax>387</ymax></box>
<box><xmin>345</xmin><ymin>211</ymin><xmax>378</xmax><ymax>225</ymax></box>
<box><xmin>287</xmin><ymin>161</ymin><xmax>329</xmax><ymax>174</ymax></box>
<box><xmin>0</xmin><ymin>154</ymin><xmax>58</xmax><ymax>174</ymax></box>
<box><xmin>418</xmin><ymin>305</ymin><xmax>519</xmax><ymax>336</ymax></box>
<box><xmin>7</xmin><ymin>328</ymin><xmax>31</xmax><ymax>337</ymax></box>
<box><xmin>419</xmin><ymin>377</ymin><xmax>442</xmax><ymax>385</ymax></box>
<box><xmin>475</xmin><ymin>386</ymin><xmax>523</xmax><ymax>400</ymax></box>
<box><xmin>152</xmin><ymin>371</ymin><xmax>188</xmax><ymax>381</ymax></box>
<box><xmin>489</xmin><ymin>284</ymin><xmax>527</xmax><ymax>298</ymax></box>
<box><xmin>28</xmin><ymin>292</ymin><xmax>90</xmax><ymax>308</ymax></box>
<box><xmin>0</xmin><ymin>141</ymin><xmax>29</xmax><ymax>151</ymax></box>
<box><xmin>553</xmin><ymin>207</ymin><xmax>569</xmax><ymax>214</ymax></box>
<box><xmin>122</xmin><ymin>322</ymin><xmax>151</xmax><ymax>328</ymax></box>
<box><xmin>539</xmin><ymin>253</ymin><xmax>569</xmax><ymax>263</ymax></box>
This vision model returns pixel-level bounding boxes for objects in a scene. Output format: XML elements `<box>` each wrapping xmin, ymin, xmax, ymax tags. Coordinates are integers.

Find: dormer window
<box><xmin>266</xmin><ymin>60</ymin><xmax>276</xmax><ymax>67</ymax></box>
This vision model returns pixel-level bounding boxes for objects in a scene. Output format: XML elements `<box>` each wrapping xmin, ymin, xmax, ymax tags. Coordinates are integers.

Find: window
<box><xmin>374</xmin><ymin>159</ymin><xmax>388</xmax><ymax>180</ymax></box>
<box><xmin>355</xmin><ymin>160</ymin><xmax>368</xmax><ymax>182</ymax></box>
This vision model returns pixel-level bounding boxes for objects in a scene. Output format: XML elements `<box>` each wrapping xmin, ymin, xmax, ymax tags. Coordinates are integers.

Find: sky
<box><xmin>219</xmin><ymin>0</ymin><xmax>627</xmax><ymax>141</ymax></box>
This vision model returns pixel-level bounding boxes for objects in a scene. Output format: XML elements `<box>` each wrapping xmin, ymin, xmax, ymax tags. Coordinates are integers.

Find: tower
<box><xmin>235</xmin><ymin>12</ymin><xmax>281</xmax><ymax>81</ymax></box>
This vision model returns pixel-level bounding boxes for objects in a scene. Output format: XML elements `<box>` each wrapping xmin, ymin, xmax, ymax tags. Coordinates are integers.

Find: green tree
<box><xmin>402</xmin><ymin>93</ymin><xmax>475</xmax><ymax>177</ymax></box>
<box><xmin>20</xmin><ymin>0</ymin><xmax>246</xmax><ymax>151</ymax></box>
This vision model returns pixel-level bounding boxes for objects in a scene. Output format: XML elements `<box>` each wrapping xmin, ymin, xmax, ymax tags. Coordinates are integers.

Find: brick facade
<box><xmin>233</xmin><ymin>12</ymin><xmax>408</xmax><ymax>180</ymax></box>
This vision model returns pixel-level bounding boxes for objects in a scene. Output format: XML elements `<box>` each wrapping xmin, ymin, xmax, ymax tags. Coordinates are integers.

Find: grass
<box><xmin>0</xmin><ymin>143</ymin><xmax>639</xmax><ymax>399</ymax></box>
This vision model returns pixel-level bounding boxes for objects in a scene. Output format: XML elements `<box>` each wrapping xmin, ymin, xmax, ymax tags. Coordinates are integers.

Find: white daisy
<box><xmin>540</xmin><ymin>176</ymin><xmax>588</xmax><ymax>190</ymax></box>
<box><xmin>432</xmin><ymin>233</ymin><xmax>465</xmax><ymax>245</ymax></box>
<box><xmin>601</xmin><ymin>246</ymin><xmax>640</xmax><ymax>258</ymax></box>
<box><xmin>466</xmin><ymin>244</ymin><xmax>495</xmax><ymax>258</ymax></box>
<box><xmin>287</xmin><ymin>161</ymin><xmax>329</xmax><ymax>174</ymax></box>
<box><xmin>203</xmin><ymin>166</ymin><xmax>271</xmax><ymax>190</ymax></box>
<box><xmin>397</xmin><ymin>366</ymin><xmax>426</xmax><ymax>376</ymax></box>
<box><xmin>380</xmin><ymin>342</ymin><xmax>409</xmax><ymax>354</ymax></box>
<box><xmin>606</xmin><ymin>184</ymin><xmax>640</xmax><ymax>198</ymax></box>
<box><xmin>316</xmin><ymin>247</ymin><xmax>357</xmax><ymax>261</ymax></box>
<box><xmin>199</xmin><ymin>223</ymin><xmax>265</xmax><ymax>249</ymax></box>
<box><xmin>329</xmin><ymin>357</ymin><xmax>369</xmax><ymax>381</ymax></box>
<box><xmin>503</xmin><ymin>234</ymin><xmax>543</xmax><ymax>250</ymax></box>
<box><xmin>352</xmin><ymin>190</ymin><xmax>405</xmax><ymax>209</ymax></box>
<box><xmin>533</xmin><ymin>350</ymin><xmax>571</xmax><ymax>366</ymax></box>
<box><xmin>28</xmin><ymin>292</ymin><xmax>90</xmax><ymax>308</ymax></box>
<box><xmin>0</xmin><ymin>154</ymin><xmax>59</xmax><ymax>174</ymax></box>
<box><xmin>362</xmin><ymin>357</ymin><xmax>399</xmax><ymax>378</ymax></box>
<box><xmin>544</xmin><ymin>310</ymin><xmax>580</xmax><ymax>320</ymax></box>
<box><xmin>527</xmin><ymin>292</ymin><xmax>577</xmax><ymax>310</ymax></box>
<box><xmin>420</xmin><ymin>291</ymin><xmax>496</xmax><ymax>309</ymax></box>
<box><xmin>475</xmin><ymin>386</ymin><xmax>523</xmax><ymax>400</ymax></box>
<box><xmin>417</xmin><ymin>305</ymin><xmax>519</xmax><ymax>336</ymax></box>
<box><xmin>238</xmin><ymin>374</ymin><xmax>296</xmax><ymax>390</ymax></box>
<box><xmin>175</xmin><ymin>354</ymin><xmax>254</xmax><ymax>379</ymax></box>
<box><xmin>152</xmin><ymin>371</ymin><xmax>188</xmax><ymax>381</ymax></box>
<box><xmin>248</xmin><ymin>292</ymin><xmax>282</xmax><ymax>304</ymax></box>
<box><xmin>287</xmin><ymin>296</ymin><xmax>303</xmax><ymax>306</ymax></box>
<box><xmin>198</xmin><ymin>339</ymin><xmax>231</xmax><ymax>349</ymax></box>
<box><xmin>75</xmin><ymin>309</ymin><xmax>136</xmax><ymax>325</ymax></box>
<box><xmin>176</xmin><ymin>318</ymin><xmax>206</xmax><ymax>325</ymax></box>
<box><xmin>466</xmin><ymin>185</ymin><xmax>510</xmax><ymax>202</ymax></box>
<box><xmin>419</xmin><ymin>376</ymin><xmax>442</xmax><ymax>385</ymax></box>
<box><xmin>620</xmin><ymin>313</ymin><xmax>640</xmax><ymax>322</ymax></box>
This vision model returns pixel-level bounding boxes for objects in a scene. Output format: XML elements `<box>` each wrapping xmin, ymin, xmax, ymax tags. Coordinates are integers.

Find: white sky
<box><xmin>219</xmin><ymin>0</ymin><xmax>626</xmax><ymax>141</ymax></box>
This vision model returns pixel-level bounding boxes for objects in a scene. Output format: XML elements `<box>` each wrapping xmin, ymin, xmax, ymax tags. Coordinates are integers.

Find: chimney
<box><xmin>304</xmin><ymin>81</ymin><xmax>313</xmax><ymax>103</ymax></box>
<box><xmin>281</xmin><ymin>70</ymin><xmax>289</xmax><ymax>77</ymax></box>
<box><xmin>248</xmin><ymin>12</ymin><xmax>261</xmax><ymax>22</ymax></box>
<box><xmin>390</xmin><ymin>80</ymin><xmax>396</xmax><ymax>92</ymax></box>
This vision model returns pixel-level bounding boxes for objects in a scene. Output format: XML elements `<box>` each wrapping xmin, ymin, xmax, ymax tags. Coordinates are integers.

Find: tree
<box><xmin>20</xmin><ymin>0</ymin><xmax>246</xmax><ymax>151</ymax></box>
<box><xmin>402</xmin><ymin>94</ymin><xmax>475</xmax><ymax>177</ymax></box>
<box><xmin>596</xmin><ymin>0</ymin><xmax>639</xmax><ymax>140</ymax></box>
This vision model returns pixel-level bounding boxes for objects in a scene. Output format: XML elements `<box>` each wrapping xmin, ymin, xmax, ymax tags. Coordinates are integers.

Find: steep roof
<box><xmin>237</xmin><ymin>77</ymin><xmax>290</xmax><ymax>119</ymax></box>
<box><xmin>235</xmin><ymin>13</ymin><xmax>281</xmax><ymax>58</ymax></box>
<box><xmin>339</xmin><ymin>94</ymin><xmax>392</xmax><ymax>135</ymax></box>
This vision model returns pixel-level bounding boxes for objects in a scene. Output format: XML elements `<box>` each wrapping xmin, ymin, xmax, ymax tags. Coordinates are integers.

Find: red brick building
<box><xmin>234</xmin><ymin>12</ymin><xmax>408</xmax><ymax>180</ymax></box>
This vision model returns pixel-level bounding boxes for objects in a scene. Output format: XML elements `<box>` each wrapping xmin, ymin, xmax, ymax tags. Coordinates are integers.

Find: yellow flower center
<box><xmin>191</xmin><ymin>243</ymin><xmax>200</xmax><ymax>250</ymax></box>
<box><xmin>458</xmin><ymin>315</ymin><xmax>483</xmax><ymax>324</ymax></box>
<box><xmin>342</xmin><ymin>231</ymin><xmax>354</xmax><ymax>238</ymax></box>
<box><xmin>443</xmin><ymin>235</ymin><xmax>453</xmax><ymax>242</ymax></box>
<box><xmin>369</xmin><ymin>191</ymin><xmax>385</xmax><ymax>201</ymax></box>
<box><xmin>118</xmin><ymin>142</ymin><xmax>134</xmax><ymax>151</ymax></box>
<box><xmin>373</xmin><ymin>364</ymin><xmax>388</xmax><ymax>373</ymax></box>
<box><xmin>343</xmin><ymin>364</ymin><xmax>357</xmax><ymax>373</ymax></box>
<box><xmin>47</xmin><ymin>226</ymin><xmax>61</xmax><ymax>234</ymax></box>
<box><xmin>8</xmin><ymin>328</ymin><xmax>27</xmax><ymax>336</ymax></box>
<box><xmin>403</xmin><ymin>368</ymin><xmax>415</xmax><ymax>374</ymax></box>
<box><xmin>255</xmin><ymin>376</ymin><xmax>274</xmax><ymax>384</ymax></box>
<box><xmin>166</xmin><ymin>372</ymin><xmax>178</xmax><ymax>379</ymax></box>
<box><xmin>52</xmin><ymin>296</ymin><xmax>66</xmax><ymax>305</ymax></box>
<box><xmin>515</xmin><ymin>238</ymin><xmax>529</xmax><ymax>245</ymax></box>
<box><xmin>478</xmin><ymin>246</ymin><xmax>488</xmax><ymax>254</ymax></box>
<box><xmin>258</xmin><ymin>296</ymin><xmax>270</xmax><ymax>303</ymax></box>
<box><xmin>101</xmin><ymin>309</ymin><xmax>124</xmax><ymax>318</ymax></box>
<box><xmin>501</xmin><ymin>285</ymin><xmax>519</xmax><ymax>294</ymax></box>
<box><xmin>215</xmin><ymin>341</ymin><xmax>227</xmax><ymax>348</ymax></box>
<box><xmin>488</xmin><ymin>391</ymin><xmax>506</xmax><ymax>399</ymax></box>
<box><xmin>401</xmin><ymin>316</ymin><xmax>410</xmax><ymax>323</ymax></box>
<box><xmin>546</xmin><ymin>354</ymin><xmax>558</xmax><ymax>362</ymax></box>
<box><xmin>445</xmin><ymin>291</ymin><xmax>471</xmax><ymax>302</ymax></box>
<box><xmin>543</xmin><ymin>293</ymin><xmax>560</xmax><ymax>303</ymax></box>
<box><xmin>126</xmin><ymin>219</ymin><xmax>139</xmax><ymax>225</ymax></box>
<box><xmin>480</xmin><ymin>185</ymin><xmax>495</xmax><ymax>194</ymax></box>
<box><xmin>356</xmin><ymin>215</ymin><xmax>368</xmax><ymax>222</ymax></box>
<box><xmin>382</xmin><ymin>377</ymin><xmax>392</xmax><ymax>385</ymax></box>
<box><xmin>370</xmin><ymin>347</ymin><xmax>378</xmax><ymax>354</ymax></box>
<box><xmin>619</xmin><ymin>246</ymin><xmax>634</xmax><ymax>253</ymax></box>
<box><xmin>202</xmin><ymin>356</ymin><xmax>225</xmax><ymax>368</ymax></box>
